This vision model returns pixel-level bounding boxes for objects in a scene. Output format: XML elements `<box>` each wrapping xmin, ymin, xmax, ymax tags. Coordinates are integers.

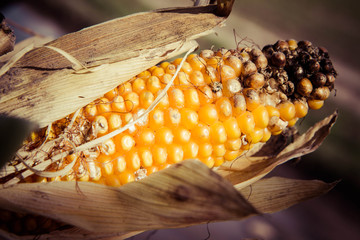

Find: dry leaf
<box><xmin>0</xmin><ymin>160</ymin><xmax>257</xmax><ymax>234</ymax></box>
<box><xmin>239</xmin><ymin>176</ymin><xmax>337</xmax><ymax>213</ymax></box>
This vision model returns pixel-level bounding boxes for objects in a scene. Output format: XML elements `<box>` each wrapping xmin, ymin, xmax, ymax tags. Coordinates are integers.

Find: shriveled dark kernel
<box><xmin>312</xmin><ymin>86</ymin><xmax>330</xmax><ymax>100</ymax></box>
<box><xmin>297</xmin><ymin>78</ymin><xmax>313</xmax><ymax>97</ymax></box>
<box><xmin>312</xmin><ymin>72</ymin><xmax>327</xmax><ymax>87</ymax></box>
<box><xmin>245</xmin><ymin>73</ymin><xmax>265</xmax><ymax>89</ymax></box>
<box><xmin>274</xmin><ymin>40</ymin><xmax>289</xmax><ymax>51</ymax></box>
<box><xmin>271</xmin><ymin>52</ymin><xmax>286</xmax><ymax>68</ymax></box>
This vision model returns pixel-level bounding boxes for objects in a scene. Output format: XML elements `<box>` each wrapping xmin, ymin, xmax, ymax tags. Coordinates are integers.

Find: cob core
<box><xmin>20</xmin><ymin>39</ymin><xmax>336</xmax><ymax>187</ymax></box>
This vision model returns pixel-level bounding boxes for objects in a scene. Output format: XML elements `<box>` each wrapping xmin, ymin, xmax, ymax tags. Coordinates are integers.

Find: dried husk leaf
<box><xmin>0</xmin><ymin>6</ymin><xmax>227</xmax><ymax>128</ymax></box>
<box><xmin>0</xmin><ymin>160</ymin><xmax>258</xmax><ymax>234</ymax></box>
<box><xmin>239</xmin><ymin>176</ymin><xmax>337</xmax><ymax>213</ymax></box>
<box><xmin>217</xmin><ymin>110</ymin><xmax>338</xmax><ymax>189</ymax></box>
<box><xmin>0</xmin><ymin>17</ymin><xmax>15</xmax><ymax>56</ymax></box>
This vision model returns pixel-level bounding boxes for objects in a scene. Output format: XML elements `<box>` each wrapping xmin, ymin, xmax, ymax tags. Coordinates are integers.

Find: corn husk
<box><xmin>0</xmin><ymin>111</ymin><xmax>337</xmax><ymax>239</ymax></box>
<box><xmin>0</xmin><ymin>5</ymin><xmax>227</xmax><ymax>128</ymax></box>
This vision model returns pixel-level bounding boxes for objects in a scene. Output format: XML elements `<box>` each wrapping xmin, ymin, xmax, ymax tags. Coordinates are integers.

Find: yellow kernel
<box><xmin>224</xmin><ymin>150</ymin><xmax>240</xmax><ymax>161</ymax></box>
<box><xmin>172</xmin><ymin>58</ymin><xmax>183</xmax><ymax>65</ymax></box>
<box><xmin>183</xmin><ymin>141</ymin><xmax>199</xmax><ymax>159</ymax></box>
<box><xmin>169</xmin><ymin>88</ymin><xmax>185</xmax><ymax>108</ymax></box>
<box><xmin>278</xmin><ymin>101</ymin><xmax>296</xmax><ymax>121</ymax></box>
<box><xmin>124</xmin><ymin>92</ymin><xmax>140</xmax><ymax>112</ymax></box>
<box><xmin>160</xmin><ymin>61</ymin><xmax>170</xmax><ymax>69</ymax></box>
<box><xmin>119</xmin><ymin>171</ymin><xmax>135</xmax><ymax>185</ymax></box>
<box><xmin>236</xmin><ymin>111</ymin><xmax>255</xmax><ymax>135</ymax></box>
<box><xmin>146</xmin><ymin>166</ymin><xmax>158</xmax><ymax>175</ymax></box>
<box><xmin>210</xmin><ymin>121</ymin><xmax>227</xmax><ymax>144</ymax></box>
<box><xmin>174</xmin><ymin>72</ymin><xmax>191</xmax><ymax>89</ymax></box>
<box><xmin>266</xmin><ymin>105</ymin><xmax>280</xmax><ymax>118</ymax></box>
<box><xmin>225</xmin><ymin>56</ymin><xmax>242</xmax><ymax>77</ymax></box>
<box><xmin>118</xmin><ymin>82</ymin><xmax>132</xmax><ymax>96</ymax></box>
<box><xmin>225</xmin><ymin>138</ymin><xmax>242</xmax><ymax>151</ymax></box>
<box><xmin>261</xmin><ymin>127</ymin><xmax>272</xmax><ymax>142</ymax></box>
<box><xmin>168</xmin><ymin>144</ymin><xmax>184</xmax><ymax>163</ymax></box>
<box><xmin>248</xmin><ymin>127</ymin><xmax>264</xmax><ymax>144</ymax></box>
<box><xmin>155</xmin><ymin>91</ymin><xmax>169</xmax><ymax>110</ymax></box>
<box><xmin>105</xmin><ymin>175</ymin><xmax>121</xmax><ymax>187</ymax></box>
<box><xmin>137</xmin><ymin>70</ymin><xmax>151</xmax><ymax>79</ymax></box>
<box><xmin>152</xmin><ymin>146</ymin><xmax>167</xmax><ymax>165</ymax></box>
<box><xmin>213</xmin><ymin>144</ymin><xmax>226</xmax><ymax>157</ymax></box>
<box><xmin>192</xmin><ymin>123</ymin><xmax>210</xmax><ymax>143</ymax></box>
<box><xmin>139</xmin><ymin>90</ymin><xmax>155</xmax><ymax>109</ymax></box>
<box><xmin>294</xmin><ymin>100</ymin><xmax>309</xmax><ymax>118</ymax></box>
<box><xmin>161</xmin><ymin>73</ymin><xmax>172</xmax><ymax>86</ymax></box>
<box><xmin>125</xmin><ymin>150</ymin><xmax>141</xmax><ymax>171</ymax></box>
<box><xmin>287</xmin><ymin>39</ymin><xmax>298</xmax><ymax>50</ymax></box>
<box><xmin>223</xmin><ymin>117</ymin><xmax>241</xmax><ymax>139</ymax></box>
<box><xmin>184</xmin><ymin>88</ymin><xmax>201</xmax><ymax>111</ymax></box>
<box><xmin>114</xmin><ymin>155</ymin><xmax>126</xmax><ymax>173</ymax></box>
<box><xmin>165</xmin><ymin>64</ymin><xmax>177</xmax><ymax>75</ymax></box>
<box><xmin>100</xmin><ymin>139</ymin><xmax>116</xmax><ymax>155</ymax></box>
<box><xmin>132</xmin><ymin>78</ymin><xmax>146</xmax><ymax>94</ymax></box>
<box><xmin>104</xmin><ymin>88</ymin><xmax>119</xmax><ymax>100</ymax></box>
<box><xmin>84</xmin><ymin>104</ymin><xmax>97</xmax><ymax>120</ymax></box>
<box><xmin>173</xmin><ymin>127</ymin><xmax>191</xmax><ymax>143</ymax></box>
<box><xmin>215</xmin><ymin>97</ymin><xmax>233</xmax><ymax>121</ymax></box>
<box><xmin>151</xmin><ymin>66</ymin><xmax>165</xmax><ymax>78</ymax></box>
<box><xmin>180</xmin><ymin>108</ymin><xmax>199</xmax><ymax>130</ymax></box>
<box><xmin>101</xmin><ymin>161</ymin><xmax>113</xmax><ymax>176</ymax></box>
<box><xmin>200</xmin><ymin>156</ymin><xmax>215</xmax><ymax>168</ymax></box>
<box><xmin>218</xmin><ymin>64</ymin><xmax>236</xmax><ymax>81</ymax></box>
<box><xmin>214</xmin><ymin>156</ymin><xmax>225</xmax><ymax>167</ymax></box>
<box><xmin>108</xmin><ymin>113</ymin><xmax>122</xmax><ymax>131</ymax></box>
<box><xmin>202</xmin><ymin>66</ymin><xmax>217</xmax><ymax>85</ymax></box>
<box><xmin>114</xmin><ymin>134</ymin><xmax>135</xmax><ymax>151</ymax></box>
<box><xmin>180</xmin><ymin>62</ymin><xmax>192</xmax><ymax>74</ymax></box>
<box><xmin>198</xmin><ymin>142</ymin><xmax>213</xmax><ymax>157</ymax></box>
<box><xmin>253</xmin><ymin>105</ymin><xmax>269</xmax><ymax>128</ymax></box>
<box><xmin>198</xmin><ymin>85</ymin><xmax>214</xmax><ymax>105</ymax></box>
<box><xmin>189</xmin><ymin>70</ymin><xmax>205</xmax><ymax>86</ymax></box>
<box><xmin>147</xmin><ymin>76</ymin><xmax>162</xmax><ymax>94</ymax></box>
<box><xmin>287</xmin><ymin>118</ymin><xmax>298</xmax><ymax>127</ymax></box>
<box><xmin>111</xmin><ymin>95</ymin><xmax>126</xmax><ymax>113</ymax></box>
<box><xmin>188</xmin><ymin>55</ymin><xmax>206</xmax><ymax>71</ymax></box>
<box><xmin>198</xmin><ymin>104</ymin><xmax>219</xmax><ymax>126</ymax></box>
<box><xmin>308</xmin><ymin>99</ymin><xmax>324</xmax><ymax>110</ymax></box>
<box><xmin>97</xmin><ymin>97</ymin><xmax>112</xmax><ymax>115</ymax></box>
<box><xmin>164</xmin><ymin>107</ymin><xmax>181</xmax><ymax>127</ymax></box>
<box><xmin>135</xmin><ymin>128</ymin><xmax>155</xmax><ymax>146</ymax></box>
<box><xmin>207</xmin><ymin>56</ymin><xmax>224</xmax><ymax>69</ymax></box>
<box><xmin>93</xmin><ymin>115</ymin><xmax>108</xmax><ymax>136</ymax></box>
<box><xmin>138</xmin><ymin>147</ymin><xmax>153</xmax><ymax>168</ymax></box>
<box><xmin>149</xmin><ymin>109</ymin><xmax>165</xmax><ymax>130</ymax></box>
<box><xmin>155</xmin><ymin>127</ymin><xmax>173</xmax><ymax>145</ymax></box>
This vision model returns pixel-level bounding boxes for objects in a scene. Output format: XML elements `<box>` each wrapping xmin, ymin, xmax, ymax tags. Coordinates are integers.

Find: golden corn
<box><xmin>25</xmin><ymin>39</ymin><xmax>336</xmax><ymax>187</ymax></box>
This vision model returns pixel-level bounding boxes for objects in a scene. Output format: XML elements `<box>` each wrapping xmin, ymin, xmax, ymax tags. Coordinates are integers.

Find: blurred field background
<box><xmin>0</xmin><ymin>0</ymin><xmax>359</xmax><ymax>239</ymax></box>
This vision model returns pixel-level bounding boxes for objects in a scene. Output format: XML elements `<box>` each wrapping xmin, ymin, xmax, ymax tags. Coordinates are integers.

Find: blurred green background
<box><xmin>1</xmin><ymin>0</ymin><xmax>359</xmax><ymax>239</ymax></box>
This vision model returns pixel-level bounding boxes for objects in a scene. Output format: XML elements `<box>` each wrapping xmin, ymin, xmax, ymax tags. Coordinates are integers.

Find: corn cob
<box><xmin>16</xmin><ymin>39</ymin><xmax>337</xmax><ymax>187</ymax></box>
